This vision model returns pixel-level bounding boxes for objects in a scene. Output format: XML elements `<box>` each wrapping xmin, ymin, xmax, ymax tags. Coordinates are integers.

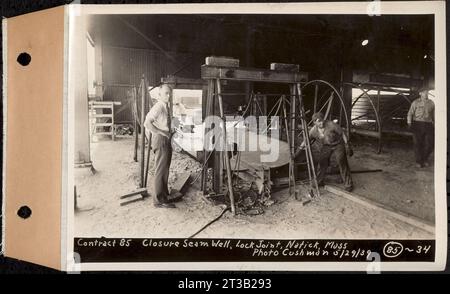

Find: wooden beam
<box><xmin>382</xmin><ymin>129</ymin><xmax>413</xmax><ymax>137</ymax></box>
<box><xmin>351</xmin><ymin>128</ymin><xmax>381</xmax><ymax>138</ymax></box>
<box><xmin>119</xmin><ymin>187</ymin><xmax>148</xmax><ymax>199</ymax></box>
<box><xmin>352</xmin><ymin>71</ymin><xmax>423</xmax><ymax>89</ymax></box>
<box><xmin>201</xmin><ymin>65</ymin><xmax>308</xmax><ymax>84</ymax></box>
<box><xmin>161</xmin><ymin>76</ymin><xmax>207</xmax><ymax>90</ymax></box>
<box><xmin>325</xmin><ymin>185</ymin><xmax>434</xmax><ymax>234</ymax></box>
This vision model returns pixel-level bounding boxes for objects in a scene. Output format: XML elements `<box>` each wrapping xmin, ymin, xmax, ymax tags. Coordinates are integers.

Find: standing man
<box><xmin>144</xmin><ymin>84</ymin><xmax>175</xmax><ymax>208</ymax></box>
<box><xmin>301</xmin><ymin>112</ymin><xmax>354</xmax><ymax>191</ymax></box>
<box><xmin>407</xmin><ymin>88</ymin><xmax>435</xmax><ymax>168</ymax></box>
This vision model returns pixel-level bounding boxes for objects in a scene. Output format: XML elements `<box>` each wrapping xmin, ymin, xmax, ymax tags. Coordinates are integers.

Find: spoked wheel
<box><xmin>346</xmin><ymin>82</ymin><xmax>382</xmax><ymax>153</ymax></box>
<box><xmin>301</xmin><ymin>80</ymin><xmax>350</xmax><ymax>139</ymax></box>
<box><xmin>346</xmin><ymin>82</ymin><xmax>412</xmax><ymax>154</ymax></box>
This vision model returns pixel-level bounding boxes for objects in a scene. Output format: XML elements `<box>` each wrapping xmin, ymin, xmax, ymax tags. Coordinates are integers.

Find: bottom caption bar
<box><xmin>73</xmin><ymin>238</ymin><xmax>434</xmax><ymax>263</ymax></box>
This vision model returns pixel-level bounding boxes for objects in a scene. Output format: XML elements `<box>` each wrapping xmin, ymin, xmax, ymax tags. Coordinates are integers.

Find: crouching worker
<box><xmin>144</xmin><ymin>84</ymin><xmax>176</xmax><ymax>208</ymax></box>
<box><xmin>300</xmin><ymin>112</ymin><xmax>354</xmax><ymax>192</ymax></box>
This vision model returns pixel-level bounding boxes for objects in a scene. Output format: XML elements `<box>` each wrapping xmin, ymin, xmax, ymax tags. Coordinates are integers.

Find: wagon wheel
<box><xmin>345</xmin><ymin>82</ymin><xmax>382</xmax><ymax>153</ymax></box>
<box><xmin>301</xmin><ymin>80</ymin><xmax>350</xmax><ymax>139</ymax></box>
<box><xmin>380</xmin><ymin>92</ymin><xmax>412</xmax><ymax>124</ymax></box>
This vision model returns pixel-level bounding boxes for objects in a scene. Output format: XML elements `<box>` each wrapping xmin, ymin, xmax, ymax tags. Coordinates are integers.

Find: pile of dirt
<box><xmin>146</xmin><ymin>150</ymin><xmax>203</xmax><ymax>189</ymax></box>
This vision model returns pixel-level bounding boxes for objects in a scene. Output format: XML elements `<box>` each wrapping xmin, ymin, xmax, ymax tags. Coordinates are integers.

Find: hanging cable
<box><xmin>188</xmin><ymin>206</ymin><xmax>230</xmax><ymax>239</ymax></box>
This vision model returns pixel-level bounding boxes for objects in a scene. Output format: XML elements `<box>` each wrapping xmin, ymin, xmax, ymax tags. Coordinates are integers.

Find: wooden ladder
<box><xmin>294</xmin><ymin>83</ymin><xmax>320</xmax><ymax>198</ymax></box>
<box><xmin>89</xmin><ymin>101</ymin><xmax>121</xmax><ymax>141</ymax></box>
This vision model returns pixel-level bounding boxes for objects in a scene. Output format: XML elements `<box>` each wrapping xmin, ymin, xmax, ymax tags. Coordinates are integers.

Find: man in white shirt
<box><xmin>407</xmin><ymin>88</ymin><xmax>435</xmax><ymax>168</ymax></box>
<box><xmin>144</xmin><ymin>84</ymin><xmax>175</xmax><ymax>208</ymax></box>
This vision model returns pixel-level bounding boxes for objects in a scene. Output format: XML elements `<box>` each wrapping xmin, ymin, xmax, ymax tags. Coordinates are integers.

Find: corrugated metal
<box><xmin>102</xmin><ymin>46</ymin><xmax>201</xmax><ymax>122</ymax></box>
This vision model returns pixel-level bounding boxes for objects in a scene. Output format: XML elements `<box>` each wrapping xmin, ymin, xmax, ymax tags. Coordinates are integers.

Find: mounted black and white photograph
<box><xmin>66</xmin><ymin>2</ymin><xmax>446</xmax><ymax>270</ymax></box>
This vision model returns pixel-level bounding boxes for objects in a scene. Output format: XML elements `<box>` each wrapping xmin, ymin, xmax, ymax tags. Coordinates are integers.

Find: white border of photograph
<box><xmin>64</xmin><ymin>1</ymin><xmax>447</xmax><ymax>272</ymax></box>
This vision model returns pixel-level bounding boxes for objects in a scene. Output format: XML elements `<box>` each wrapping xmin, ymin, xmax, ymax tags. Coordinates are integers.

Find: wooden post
<box><xmin>339</xmin><ymin>68</ymin><xmax>344</xmax><ymax>125</ymax></box>
<box><xmin>140</xmin><ymin>76</ymin><xmax>146</xmax><ymax>188</ymax></box>
<box><xmin>282</xmin><ymin>96</ymin><xmax>294</xmax><ymax>195</ymax></box>
<box><xmin>377</xmin><ymin>87</ymin><xmax>382</xmax><ymax>153</ymax></box>
<box><xmin>290</xmin><ymin>84</ymin><xmax>296</xmax><ymax>151</ymax></box>
<box><xmin>111</xmin><ymin>103</ymin><xmax>115</xmax><ymax>141</ymax></box>
<box><xmin>202</xmin><ymin>80</ymin><xmax>214</xmax><ymax>194</ymax></box>
<box><xmin>290</xmin><ymin>85</ymin><xmax>297</xmax><ymax>196</ymax></box>
<box><xmin>144</xmin><ymin>78</ymin><xmax>154</xmax><ymax>187</ymax></box>
<box><xmin>213</xmin><ymin>82</ymin><xmax>222</xmax><ymax>194</ymax></box>
<box><xmin>215</xmin><ymin>79</ymin><xmax>236</xmax><ymax>215</ymax></box>
<box><xmin>133</xmin><ymin>86</ymin><xmax>138</xmax><ymax>162</ymax></box>
<box><xmin>144</xmin><ymin>135</ymin><xmax>152</xmax><ymax>187</ymax></box>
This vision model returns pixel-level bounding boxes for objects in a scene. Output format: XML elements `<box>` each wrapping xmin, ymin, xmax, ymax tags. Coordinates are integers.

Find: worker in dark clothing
<box><xmin>144</xmin><ymin>84</ymin><xmax>176</xmax><ymax>208</ymax></box>
<box><xmin>301</xmin><ymin>112</ymin><xmax>354</xmax><ymax>192</ymax></box>
<box><xmin>407</xmin><ymin>88</ymin><xmax>435</xmax><ymax>168</ymax></box>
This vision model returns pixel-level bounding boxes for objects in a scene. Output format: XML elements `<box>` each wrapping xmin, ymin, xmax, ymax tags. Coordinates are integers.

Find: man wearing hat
<box><xmin>407</xmin><ymin>87</ymin><xmax>435</xmax><ymax>168</ymax></box>
<box><xmin>300</xmin><ymin>112</ymin><xmax>354</xmax><ymax>192</ymax></box>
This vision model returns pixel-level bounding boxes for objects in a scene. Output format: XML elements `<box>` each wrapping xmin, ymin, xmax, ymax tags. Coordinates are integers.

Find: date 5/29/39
<box><xmin>221</xmin><ymin>278</ymin><xmax>271</xmax><ymax>289</ymax></box>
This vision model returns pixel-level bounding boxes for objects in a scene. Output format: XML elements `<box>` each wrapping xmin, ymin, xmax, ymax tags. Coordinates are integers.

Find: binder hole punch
<box><xmin>17</xmin><ymin>52</ymin><xmax>31</xmax><ymax>66</ymax></box>
<box><xmin>17</xmin><ymin>206</ymin><xmax>32</xmax><ymax>219</ymax></box>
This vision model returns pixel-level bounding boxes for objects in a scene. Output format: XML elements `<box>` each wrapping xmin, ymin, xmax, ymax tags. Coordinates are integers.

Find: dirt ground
<box><xmin>74</xmin><ymin>136</ymin><xmax>433</xmax><ymax>239</ymax></box>
<box><xmin>346</xmin><ymin>136</ymin><xmax>435</xmax><ymax>224</ymax></box>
